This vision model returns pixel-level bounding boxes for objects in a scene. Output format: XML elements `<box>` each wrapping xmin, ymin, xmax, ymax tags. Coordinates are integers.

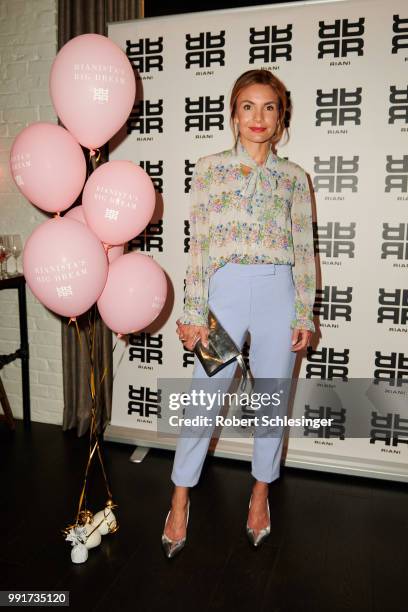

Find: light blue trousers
<box><xmin>171</xmin><ymin>262</ymin><xmax>297</xmax><ymax>487</ymax></box>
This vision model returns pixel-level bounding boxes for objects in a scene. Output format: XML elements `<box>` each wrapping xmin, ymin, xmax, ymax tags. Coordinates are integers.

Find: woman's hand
<box><xmin>176</xmin><ymin>319</ymin><xmax>209</xmax><ymax>351</ymax></box>
<box><xmin>291</xmin><ymin>328</ymin><xmax>313</xmax><ymax>352</ymax></box>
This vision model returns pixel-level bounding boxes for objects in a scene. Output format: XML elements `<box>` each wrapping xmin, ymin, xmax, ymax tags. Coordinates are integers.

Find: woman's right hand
<box><xmin>176</xmin><ymin>319</ymin><xmax>209</xmax><ymax>351</ymax></box>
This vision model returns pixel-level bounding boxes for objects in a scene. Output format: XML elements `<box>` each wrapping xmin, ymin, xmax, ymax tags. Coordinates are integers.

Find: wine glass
<box><xmin>0</xmin><ymin>236</ymin><xmax>7</xmax><ymax>280</ymax></box>
<box><xmin>0</xmin><ymin>236</ymin><xmax>12</xmax><ymax>279</ymax></box>
<box><xmin>10</xmin><ymin>234</ymin><xmax>23</xmax><ymax>276</ymax></box>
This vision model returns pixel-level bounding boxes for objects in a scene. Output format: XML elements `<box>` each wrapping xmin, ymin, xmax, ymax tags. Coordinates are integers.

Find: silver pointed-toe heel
<box><xmin>161</xmin><ymin>500</ymin><xmax>190</xmax><ymax>558</ymax></box>
<box><xmin>246</xmin><ymin>494</ymin><xmax>271</xmax><ymax>548</ymax></box>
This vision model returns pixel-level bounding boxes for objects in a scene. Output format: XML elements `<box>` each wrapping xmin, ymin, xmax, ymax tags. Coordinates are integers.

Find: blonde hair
<box><xmin>229</xmin><ymin>69</ymin><xmax>290</xmax><ymax>150</ymax></box>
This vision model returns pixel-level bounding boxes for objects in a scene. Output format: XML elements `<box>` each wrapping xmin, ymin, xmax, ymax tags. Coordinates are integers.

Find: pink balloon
<box><xmin>64</xmin><ymin>204</ymin><xmax>125</xmax><ymax>262</ymax></box>
<box><xmin>9</xmin><ymin>123</ymin><xmax>86</xmax><ymax>213</ymax></box>
<box><xmin>97</xmin><ymin>252</ymin><xmax>167</xmax><ymax>334</ymax></box>
<box><xmin>64</xmin><ymin>205</ymin><xmax>86</xmax><ymax>224</ymax></box>
<box><xmin>82</xmin><ymin>160</ymin><xmax>155</xmax><ymax>245</ymax></box>
<box><xmin>49</xmin><ymin>34</ymin><xmax>136</xmax><ymax>150</ymax></box>
<box><xmin>107</xmin><ymin>244</ymin><xmax>124</xmax><ymax>264</ymax></box>
<box><xmin>23</xmin><ymin>217</ymin><xmax>108</xmax><ymax>318</ymax></box>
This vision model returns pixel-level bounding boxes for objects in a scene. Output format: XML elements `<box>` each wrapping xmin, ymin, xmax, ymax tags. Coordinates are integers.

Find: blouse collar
<box><xmin>232</xmin><ymin>137</ymin><xmax>277</xmax><ymax>172</ymax></box>
<box><xmin>230</xmin><ymin>137</ymin><xmax>278</xmax><ymax>196</ymax></box>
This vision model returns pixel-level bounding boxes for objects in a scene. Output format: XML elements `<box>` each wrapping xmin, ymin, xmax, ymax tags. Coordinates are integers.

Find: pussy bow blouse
<box><xmin>179</xmin><ymin>138</ymin><xmax>316</xmax><ymax>333</ymax></box>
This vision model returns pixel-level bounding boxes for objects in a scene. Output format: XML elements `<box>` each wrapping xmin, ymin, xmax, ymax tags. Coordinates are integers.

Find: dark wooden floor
<box><xmin>0</xmin><ymin>420</ymin><xmax>407</xmax><ymax>612</ymax></box>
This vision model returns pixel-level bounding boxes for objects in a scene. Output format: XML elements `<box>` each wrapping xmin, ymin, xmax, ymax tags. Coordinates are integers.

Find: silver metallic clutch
<box><xmin>194</xmin><ymin>308</ymin><xmax>248</xmax><ymax>391</ymax></box>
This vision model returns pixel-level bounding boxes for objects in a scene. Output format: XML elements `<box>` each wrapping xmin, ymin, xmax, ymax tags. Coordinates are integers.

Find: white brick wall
<box><xmin>0</xmin><ymin>0</ymin><xmax>64</xmax><ymax>425</ymax></box>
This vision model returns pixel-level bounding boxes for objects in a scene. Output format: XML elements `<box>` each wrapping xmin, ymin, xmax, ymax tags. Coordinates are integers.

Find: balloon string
<box><xmin>68</xmin><ymin>317</ymin><xmax>82</xmax><ymax>349</ymax></box>
<box><xmin>65</xmin><ymin>304</ymin><xmax>116</xmax><ymax>531</ymax></box>
<box><xmin>89</xmin><ymin>148</ymin><xmax>101</xmax><ymax>162</ymax></box>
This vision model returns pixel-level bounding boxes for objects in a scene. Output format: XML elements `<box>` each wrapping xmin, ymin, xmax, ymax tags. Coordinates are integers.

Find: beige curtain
<box><xmin>60</xmin><ymin>0</ymin><xmax>143</xmax><ymax>436</ymax></box>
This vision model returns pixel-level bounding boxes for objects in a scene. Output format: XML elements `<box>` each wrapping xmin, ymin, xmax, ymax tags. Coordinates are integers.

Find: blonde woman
<box><xmin>162</xmin><ymin>69</ymin><xmax>316</xmax><ymax>557</ymax></box>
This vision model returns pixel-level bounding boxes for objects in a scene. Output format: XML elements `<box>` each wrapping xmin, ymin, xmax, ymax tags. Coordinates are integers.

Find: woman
<box><xmin>161</xmin><ymin>69</ymin><xmax>316</xmax><ymax>557</ymax></box>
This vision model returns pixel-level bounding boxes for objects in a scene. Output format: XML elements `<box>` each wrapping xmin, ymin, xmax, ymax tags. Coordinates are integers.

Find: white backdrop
<box><xmin>106</xmin><ymin>0</ymin><xmax>408</xmax><ymax>481</ymax></box>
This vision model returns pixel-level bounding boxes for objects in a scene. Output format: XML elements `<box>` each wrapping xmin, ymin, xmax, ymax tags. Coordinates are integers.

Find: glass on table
<box><xmin>0</xmin><ymin>235</ymin><xmax>13</xmax><ymax>279</ymax></box>
<box><xmin>10</xmin><ymin>234</ymin><xmax>23</xmax><ymax>276</ymax></box>
<box><xmin>0</xmin><ymin>237</ymin><xmax>6</xmax><ymax>279</ymax></box>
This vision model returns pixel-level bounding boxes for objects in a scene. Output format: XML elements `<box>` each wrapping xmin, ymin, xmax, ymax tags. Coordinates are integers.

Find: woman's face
<box><xmin>233</xmin><ymin>83</ymin><xmax>279</xmax><ymax>145</ymax></box>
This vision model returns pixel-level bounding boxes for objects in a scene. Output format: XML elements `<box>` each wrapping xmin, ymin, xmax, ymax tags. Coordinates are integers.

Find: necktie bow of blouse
<box><xmin>231</xmin><ymin>140</ymin><xmax>278</xmax><ymax>201</ymax></box>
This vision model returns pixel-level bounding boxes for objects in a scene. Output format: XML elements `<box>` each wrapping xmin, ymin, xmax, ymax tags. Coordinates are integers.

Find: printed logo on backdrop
<box><xmin>391</xmin><ymin>14</ymin><xmax>408</xmax><ymax>56</ymax></box>
<box><xmin>388</xmin><ymin>85</ymin><xmax>408</xmax><ymax>132</ymax></box>
<box><xmin>385</xmin><ymin>155</ymin><xmax>408</xmax><ymax>201</ymax></box>
<box><xmin>184</xmin><ymin>160</ymin><xmax>195</xmax><ymax>193</ymax></box>
<box><xmin>370</xmin><ymin>410</ymin><xmax>408</xmax><ymax>452</ymax></box>
<box><xmin>180</xmin><ymin>279</ymin><xmax>194</xmax><ymax>368</ymax></box>
<box><xmin>315</xmin><ymin>221</ymin><xmax>356</xmax><ymax>266</ymax></box>
<box><xmin>373</xmin><ymin>351</ymin><xmax>408</xmax><ymax>385</ymax></box>
<box><xmin>248</xmin><ymin>23</ymin><xmax>292</xmax><ymax>70</ymax></box>
<box><xmin>185</xmin><ymin>95</ymin><xmax>224</xmax><ymax>139</ymax></box>
<box><xmin>125</xmin><ymin>37</ymin><xmax>164</xmax><ymax>79</ymax></box>
<box><xmin>183</xmin><ymin>221</ymin><xmax>190</xmax><ymax>254</ymax></box>
<box><xmin>380</xmin><ymin>223</ymin><xmax>408</xmax><ymax>267</ymax></box>
<box><xmin>377</xmin><ymin>288</ymin><xmax>408</xmax><ymax>334</ymax></box>
<box><xmin>185</xmin><ymin>31</ymin><xmax>225</xmax><ymax>76</ymax></box>
<box><xmin>139</xmin><ymin>160</ymin><xmax>164</xmax><ymax>193</ymax></box>
<box><xmin>128</xmin><ymin>332</ymin><xmax>163</xmax><ymax>369</ymax></box>
<box><xmin>127</xmin><ymin>99</ymin><xmax>163</xmax><ymax>141</ymax></box>
<box><xmin>128</xmin><ymin>385</ymin><xmax>161</xmax><ymax>423</ymax></box>
<box><xmin>183</xmin><ymin>160</ymin><xmax>196</xmax><ymax>256</ymax></box>
<box><xmin>315</xmin><ymin>88</ymin><xmax>362</xmax><ymax>135</ymax></box>
<box><xmin>314</xmin><ymin>286</ymin><xmax>353</xmax><ymax>329</ymax></box>
<box><xmin>317</xmin><ymin>17</ymin><xmax>365</xmax><ymax>66</ymax></box>
<box><xmin>302</xmin><ymin>404</ymin><xmax>346</xmax><ymax>443</ymax></box>
<box><xmin>306</xmin><ymin>347</ymin><xmax>349</xmax><ymax>380</ymax></box>
<box><xmin>313</xmin><ymin>155</ymin><xmax>359</xmax><ymax>200</ymax></box>
<box><xmin>182</xmin><ymin>346</ymin><xmax>195</xmax><ymax>368</ymax></box>
<box><xmin>128</xmin><ymin>220</ymin><xmax>163</xmax><ymax>252</ymax></box>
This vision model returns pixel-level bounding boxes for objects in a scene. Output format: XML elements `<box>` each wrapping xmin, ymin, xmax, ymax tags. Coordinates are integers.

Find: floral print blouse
<box><xmin>179</xmin><ymin>138</ymin><xmax>316</xmax><ymax>333</ymax></box>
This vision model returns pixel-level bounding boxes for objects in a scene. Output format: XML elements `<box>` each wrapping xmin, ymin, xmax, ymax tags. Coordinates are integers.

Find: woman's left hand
<box><xmin>291</xmin><ymin>328</ymin><xmax>312</xmax><ymax>352</ymax></box>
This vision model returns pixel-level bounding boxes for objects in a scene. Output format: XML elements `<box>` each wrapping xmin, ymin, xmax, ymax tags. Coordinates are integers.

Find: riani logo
<box><xmin>182</xmin><ymin>163</ymin><xmax>194</xmax><ymax>252</ymax></box>
<box><xmin>139</xmin><ymin>160</ymin><xmax>164</xmax><ymax>193</ymax></box>
<box><xmin>381</xmin><ymin>223</ymin><xmax>408</xmax><ymax>264</ymax></box>
<box><xmin>128</xmin><ymin>332</ymin><xmax>163</xmax><ymax>366</ymax></box>
<box><xmin>305</xmin><ymin>347</ymin><xmax>350</xmax><ymax>379</ymax></box>
<box><xmin>315</xmin><ymin>221</ymin><xmax>356</xmax><ymax>265</ymax></box>
<box><xmin>125</xmin><ymin>37</ymin><xmax>163</xmax><ymax>77</ymax></box>
<box><xmin>185</xmin><ymin>95</ymin><xmax>224</xmax><ymax>137</ymax></box>
<box><xmin>183</xmin><ymin>219</ymin><xmax>190</xmax><ymax>254</ymax></box>
<box><xmin>180</xmin><ymin>277</ymin><xmax>200</xmax><ymax>366</ymax></box>
<box><xmin>129</xmin><ymin>220</ymin><xmax>164</xmax><ymax>253</ymax></box>
<box><xmin>313</xmin><ymin>155</ymin><xmax>359</xmax><ymax>200</ymax></box>
<box><xmin>128</xmin><ymin>385</ymin><xmax>162</xmax><ymax>419</ymax></box>
<box><xmin>388</xmin><ymin>85</ymin><xmax>408</xmax><ymax>130</ymax></box>
<box><xmin>377</xmin><ymin>288</ymin><xmax>408</xmax><ymax>332</ymax></box>
<box><xmin>314</xmin><ymin>286</ymin><xmax>353</xmax><ymax>327</ymax></box>
<box><xmin>182</xmin><ymin>347</ymin><xmax>195</xmax><ymax>368</ymax></box>
<box><xmin>184</xmin><ymin>159</ymin><xmax>196</xmax><ymax>193</ymax></box>
<box><xmin>127</xmin><ymin>99</ymin><xmax>163</xmax><ymax>139</ymax></box>
<box><xmin>370</xmin><ymin>412</ymin><xmax>408</xmax><ymax>449</ymax></box>
<box><xmin>385</xmin><ymin>155</ymin><xmax>408</xmax><ymax>199</ymax></box>
<box><xmin>315</xmin><ymin>88</ymin><xmax>362</xmax><ymax>134</ymax></box>
<box><xmin>185</xmin><ymin>31</ymin><xmax>225</xmax><ymax>74</ymax></box>
<box><xmin>303</xmin><ymin>404</ymin><xmax>346</xmax><ymax>441</ymax></box>
<box><xmin>391</xmin><ymin>14</ymin><xmax>408</xmax><ymax>55</ymax></box>
<box><xmin>248</xmin><ymin>24</ymin><xmax>292</xmax><ymax>65</ymax></box>
<box><xmin>373</xmin><ymin>351</ymin><xmax>408</xmax><ymax>385</ymax></box>
<box><xmin>317</xmin><ymin>18</ymin><xmax>365</xmax><ymax>64</ymax></box>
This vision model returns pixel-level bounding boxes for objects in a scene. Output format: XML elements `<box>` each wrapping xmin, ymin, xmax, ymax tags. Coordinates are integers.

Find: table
<box><xmin>0</xmin><ymin>274</ymin><xmax>31</xmax><ymax>429</ymax></box>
